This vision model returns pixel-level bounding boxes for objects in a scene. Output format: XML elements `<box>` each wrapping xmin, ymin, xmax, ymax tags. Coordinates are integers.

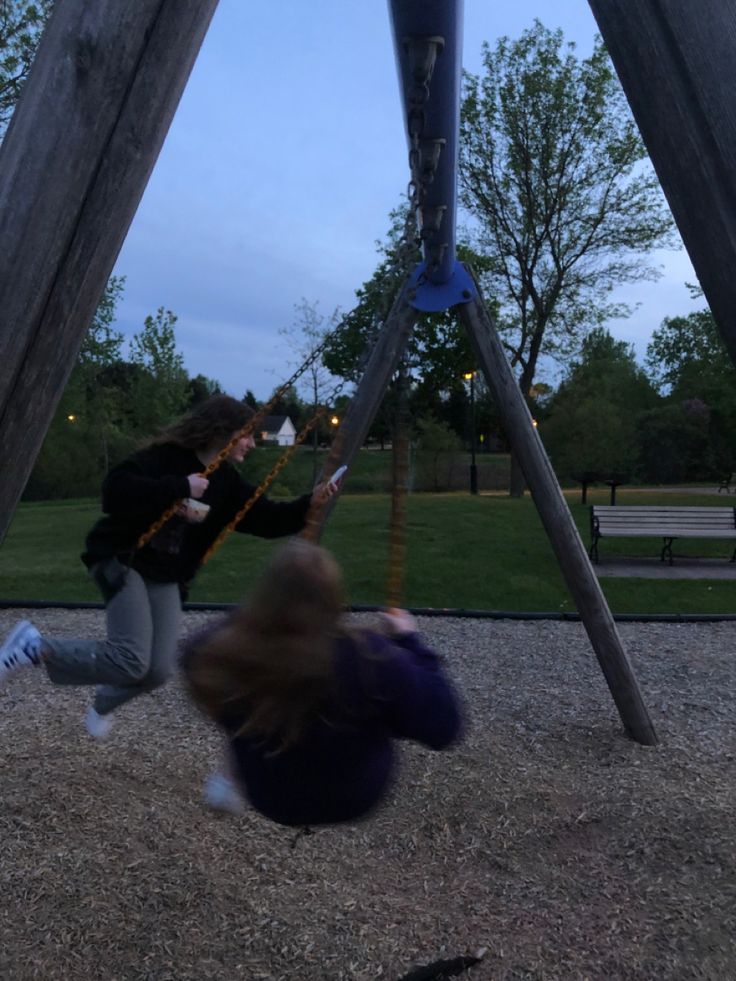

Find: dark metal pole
<box><xmin>458</xmin><ymin>290</ymin><xmax>657</xmax><ymax>746</ymax></box>
<box><xmin>468</xmin><ymin>371</ymin><xmax>478</xmax><ymax>495</ymax></box>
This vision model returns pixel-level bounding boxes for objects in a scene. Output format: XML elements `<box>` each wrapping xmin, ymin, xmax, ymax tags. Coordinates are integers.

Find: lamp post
<box><xmin>463</xmin><ymin>371</ymin><xmax>478</xmax><ymax>495</ymax></box>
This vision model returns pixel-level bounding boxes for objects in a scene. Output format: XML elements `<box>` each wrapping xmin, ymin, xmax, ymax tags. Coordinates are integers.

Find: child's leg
<box><xmin>93</xmin><ymin>577</ymin><xmax>181</xmax><ymax>716</ymax></box>
<box><xmin>203</xmin><ymin>738</ymin><xmax>246</xmax><ymax>815</ymax></box>
<box><xmin>43</xmin><ymin>568</ymin><xmax>155</xmax><ymax>689</ymax></box>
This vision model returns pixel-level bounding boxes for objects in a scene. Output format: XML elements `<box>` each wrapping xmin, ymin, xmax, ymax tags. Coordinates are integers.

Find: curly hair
<box><xmin>183</xmin><ymin>541</ymin><xmax>347</xmax><ymax>751</ymax></box>
<box><xmin>149</xmin><ymin>395</ymin><xmax>254</xmax><ymax>453</ymax></box>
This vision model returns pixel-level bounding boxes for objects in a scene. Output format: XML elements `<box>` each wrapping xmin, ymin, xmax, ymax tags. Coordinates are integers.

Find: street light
<box><xmin>463</xmin><ymin>371</ymin><xmax>478</xmax><ymax>495</ymax></box>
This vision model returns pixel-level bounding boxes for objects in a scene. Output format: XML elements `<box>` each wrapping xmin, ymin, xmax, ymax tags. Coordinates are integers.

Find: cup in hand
<box><xmin>182</xmin><ymin>498</ymin><xmax>210</xmax><ymax>523</ymax></box>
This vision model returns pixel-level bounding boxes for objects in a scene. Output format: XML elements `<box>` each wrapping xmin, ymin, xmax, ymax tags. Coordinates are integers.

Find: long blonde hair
<box><xmin>184</xmin><ymin>541</ymin><xmax>346</xmax><ymax>750</ymax></box>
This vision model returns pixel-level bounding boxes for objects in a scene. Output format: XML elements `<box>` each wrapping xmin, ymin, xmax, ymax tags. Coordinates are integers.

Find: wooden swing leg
<box><xmin>457</xmin><ymin>291</ymin><xmax>658</xmax><ymax>747</ymax></box>
<box><xmin>305</xmin><ymin>282</ymin><xmax>417</xmax><ymax>540</ymax></box>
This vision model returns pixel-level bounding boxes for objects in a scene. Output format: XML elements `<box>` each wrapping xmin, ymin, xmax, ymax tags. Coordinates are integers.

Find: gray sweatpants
<box><xmin>43</xmin><ymin>566</ymin><xmax>182</xmax><ymax>716</ymax></box>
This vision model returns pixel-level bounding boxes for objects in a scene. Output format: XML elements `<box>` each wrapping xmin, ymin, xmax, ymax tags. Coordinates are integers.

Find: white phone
<box><xmin>330</xmin><ymin>464</ymin><xmax>348</xmax><ymax>486</ymax></box>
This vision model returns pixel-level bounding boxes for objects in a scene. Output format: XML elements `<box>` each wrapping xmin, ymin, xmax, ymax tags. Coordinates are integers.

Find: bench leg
<box><xmin>588</xmin><ymin>536</ymin><xmax>599</xmax><ymax>564</ymax></box>
<box><xmin>660</xmin><ymin>538</ymin><xmax>674</xmax><ymax>565</ymax></box>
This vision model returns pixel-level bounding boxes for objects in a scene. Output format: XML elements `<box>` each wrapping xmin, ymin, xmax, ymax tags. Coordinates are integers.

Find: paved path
<box><xmin>594</xmin><ymin>556</ymin><xmax>736</xmax><ymax>580</ymax></box>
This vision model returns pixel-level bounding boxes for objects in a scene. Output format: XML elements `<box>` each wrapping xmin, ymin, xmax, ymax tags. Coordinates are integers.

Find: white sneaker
<box><xmin>203</xmin><ymin>772</ymin><xmax>245</xmax><ymax>815</ymax></box>
<box><xmin>84</xmin><ymin>707</ymin><xmax>113</xmax><ymax>740</ymax></box>
<box><xmin>0</xmin><ymin>620</ymin><xmax>42</xmax><ymax>684</ymax></box>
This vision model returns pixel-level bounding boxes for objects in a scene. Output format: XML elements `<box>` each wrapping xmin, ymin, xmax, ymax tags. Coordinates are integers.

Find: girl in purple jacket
<box><xmin>182</xmin><ymin>540</ymin><xmax>463</xmax><ymax>826</ymax></box>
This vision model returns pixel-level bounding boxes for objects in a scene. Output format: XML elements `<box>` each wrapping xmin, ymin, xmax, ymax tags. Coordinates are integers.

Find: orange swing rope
<box><xmin>199</xmin><ymin>406</ymin><xmax>332</xmax><ymax>567</ymax></box>
<box><xmin>386</xmin><ymin>361</ymin><xmax>410</xmax><ymax>610</ymax></box>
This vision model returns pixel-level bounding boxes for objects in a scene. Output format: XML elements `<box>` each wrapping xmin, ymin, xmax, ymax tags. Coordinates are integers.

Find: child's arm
<box><xmin>101</xmin><ymin>452</ymin><xmax>191</xmax><ymax>515</ymax></box>
<box><xmin>366</xmin><ymin>619</ymin><xmax>464</xmax><ymax>749</ymax></box>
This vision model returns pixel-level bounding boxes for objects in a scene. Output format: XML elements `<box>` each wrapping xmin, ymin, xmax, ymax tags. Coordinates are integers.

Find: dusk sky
<box><xmin>111</xmin><ymin>0</ymin><xmax>698</xmax><ymax>401</ymax></box>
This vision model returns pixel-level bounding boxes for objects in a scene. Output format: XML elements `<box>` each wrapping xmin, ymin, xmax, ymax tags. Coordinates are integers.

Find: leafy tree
<box><xmin>322</xmin><ymin>206</ymin><xmax>495</xmax><ymax>449</ymax></box>
<box><xmin>129</xmin><ymin>307</ymin><xmax>188</xmax><ymax>434</ymax></box>
<box><xmin>414</xmin><ymin>416</ymin><xmax>464</xmax><ymax>492</ymax></box>
<box><xmin>459</xmin><ymin>21</ymin><xmax>676</xmax><ymax>494</ymax></box>
<box><xmin>646</xmin><ymin>305</ymin><xmax>736</xmax><ymax>472</ymax></box>
<box><xmin>324</xmin><ymin>206</ymin><xmax>484</xmax><ymax>396</ymax></box>
<box><xmin>0</xmin><ymin>0</ymin><xmax>53</xmax><ymax>138</ymax></box>
<box><xmin>187</xmin><ymin>373</ymin><xmax>222</xmax><ymax>407</ymax></box>
<box><xmin>646</xmin><ymin>308</ymin><xmax>730</xmax><ymax>392</ymax></box>
<box><xmin>77</xmin><ymin>274</ymin><xmax>125</xmax><ymax>367</ymax></box>
<box><xmin>25</xmin><ymin>277</ymin><xmax>133</xmax><ymax>497</ymax></box>
<box><xmin>636</xmin><ymin>399</ymin><xmax>715</xmax><ymax>483</ymax></box>
<box><xmin>540</xmin><ymin>327</ymin><xmax>658</xmax><ymax>479</ymax></box>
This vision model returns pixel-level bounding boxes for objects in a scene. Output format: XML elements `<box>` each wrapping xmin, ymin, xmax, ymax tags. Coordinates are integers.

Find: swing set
<box><xmin>6</xmin><ymin>0</ymin><xmax>736</xmax><ymax>747</ymax></box>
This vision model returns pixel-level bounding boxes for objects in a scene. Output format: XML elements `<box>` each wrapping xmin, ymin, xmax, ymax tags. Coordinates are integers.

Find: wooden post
<box><xmin>587</xmin><ymin>0</ymin><xmax>736</xmax><ymax>369</ymax></box>
<box><xmin>458</xmin><ymin>292</ymin><xmax>657</xmax><ymax>746</ymax></box>
<box><xmin>305</xmin><ymin>283</ymin><xmax>416</xmax><ymax>539</ymax></box>
<box><xmin>0</xmin><ymin>0</ymin><xmax>220</xmax><ymax>542</ymax></box>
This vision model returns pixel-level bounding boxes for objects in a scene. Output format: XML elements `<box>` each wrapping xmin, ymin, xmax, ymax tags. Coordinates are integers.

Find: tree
<box><xmin>414</xmin><ymin>416</ymin><xmax>463</xmax><ymax>492</ymax></box>
<box><xmin>646</xmin><ymin>306</ymin><xmax>736</xmax><ymax>394</ymax></box>
<box><xmin>324</xmin><ymin>205</ymin><xmax>484</xmax><ymax>395</ymax></box>
<box><xmin>129</xmin><ymin>307</ymin><xmax>188</xmax><ymax>434</ymax></box>
<box><xmin>646</xmin><ymin>305</ymin><xmax>736</xmax><ymax>472</ymax></box>
<box><xmin>540</xmin><ymin>327</ymin><xmax>658</xmax><ymax>479</ymax></box>
<box><xmin>77</xmin><ymin>274</ymin><xmax>125</xmax><ymax>367</ymax></box>
<box><xmin>0</xmin><ymin>0</ymin><xmax>53</xmax><ymax>138</ymax></box>
<box><xmin>636</xmin><ymin>400</ymin><xmax>715</xmax><ymax>483</ymax></box>
<box><xmin>25</xmin><ymin>276</ymin><xmax>132</xmax><ymax>497</ymax></box>
<box><xmin>459</xmin><ymin>21</ymin><xmax>676</xmax><ymax>495</ymax></box>
<box><xmin>187</xmin><ymin>373</ymin><xmax>222</xmax><ymax>407</ymax></box>
<box><xmin>322</xmin><ymin>206</ymin><xmax>494</xmax><ymax>449</ymax></box>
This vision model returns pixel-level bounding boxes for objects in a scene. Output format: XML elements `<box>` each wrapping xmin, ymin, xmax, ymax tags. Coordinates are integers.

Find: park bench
<box><xmin>718</xmin><ymin>472</ymin><xmax>733</xmax><ymax>494</ymax></box>
<box><xmin>588</xmin><ymin>505</ymin><xmax>736</xmax><ymax>565</ymax></box>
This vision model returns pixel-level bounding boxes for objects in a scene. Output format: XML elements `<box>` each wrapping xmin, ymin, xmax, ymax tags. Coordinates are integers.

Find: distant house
<box><xmin>259</xmin><ymin>415</ymin><xmax>296</xmax><ymax>446</ymax></box>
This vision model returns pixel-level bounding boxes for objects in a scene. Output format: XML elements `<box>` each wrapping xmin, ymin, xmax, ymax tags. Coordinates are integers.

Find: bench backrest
<box><xmin>591</xmin><ymin>505</ymin><xmax>736</xmax><ymax>533</ymax></box>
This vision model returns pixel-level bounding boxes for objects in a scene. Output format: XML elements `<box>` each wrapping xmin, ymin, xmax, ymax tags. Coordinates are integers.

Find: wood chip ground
<box><xmin>1</xmin><ymin>609</ymin><xmax>734</xmax><ymax>980</ymax></box>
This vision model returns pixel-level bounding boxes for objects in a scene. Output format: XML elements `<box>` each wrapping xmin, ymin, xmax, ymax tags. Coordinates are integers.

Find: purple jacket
<box><xmin>183</xmin><ymin>626</ymin><xmax>463</xmax><ymax>827</ymax></box>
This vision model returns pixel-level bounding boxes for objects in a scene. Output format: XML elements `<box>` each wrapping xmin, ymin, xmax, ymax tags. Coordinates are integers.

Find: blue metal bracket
<box><xmin>407</xmin><ymin>260</ymin><xmax>476</xmax><ymax>312</ymax></box>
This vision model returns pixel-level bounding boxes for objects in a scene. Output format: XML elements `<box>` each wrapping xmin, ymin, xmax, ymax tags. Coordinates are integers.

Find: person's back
<box><xmin>222</xmin><ymin>622</ymin><xmax>461</xmax><ymax>825</ymax></box>
<box><xmin>182</xmin><ymin>542</ymin><xmax>464</xmax><ymax>826</ymax></box>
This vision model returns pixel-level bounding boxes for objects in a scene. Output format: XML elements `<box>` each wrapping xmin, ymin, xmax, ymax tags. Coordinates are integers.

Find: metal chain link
<box><xmin>200</xmin><ymin>404</ymin><xmax>331</xmax><ymax>567</ymax></box>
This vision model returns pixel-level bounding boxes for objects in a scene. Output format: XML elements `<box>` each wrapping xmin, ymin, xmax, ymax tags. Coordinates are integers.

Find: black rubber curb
<box><xmin>0</xmin><ymin>599</ymin><xmax>735</xmax><ymax>623</ymax></box>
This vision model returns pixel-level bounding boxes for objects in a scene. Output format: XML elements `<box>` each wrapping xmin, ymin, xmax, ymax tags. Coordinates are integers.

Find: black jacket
<box><xmin>82</xmin><ymin>443</ymin><xmax>311</xmax><ymax>584</ymax></box>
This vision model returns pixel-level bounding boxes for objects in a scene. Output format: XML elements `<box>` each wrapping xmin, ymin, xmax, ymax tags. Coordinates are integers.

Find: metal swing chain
<box><xmin>135</xmin><ymin>338</ymin><xmax>340</xmax><ymax>552</ymax></box>
<box><xmin>404</xmin><ymin>35</ymin><xmax>446</xmax><ymax>283</ymax></box>
<box><xmin>199</xmin><ymin>402</ymin><xmax>335</xmax><ymax>566</ymax></box>
<box><xmin>137</xmin><ymin>39</ymin><xmax>442</xmax><ymax>562</ymax></box>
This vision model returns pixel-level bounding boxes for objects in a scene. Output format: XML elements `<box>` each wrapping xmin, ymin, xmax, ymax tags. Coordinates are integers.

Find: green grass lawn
<box><xmin>1</xmin><ymin>487</ymin><xmax>734</xmax><ymax>615</ymax></box>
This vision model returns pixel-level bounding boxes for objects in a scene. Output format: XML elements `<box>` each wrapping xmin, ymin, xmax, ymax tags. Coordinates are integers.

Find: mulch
<box><xmin>1</xmin><ymin>608</ymin><xmax>734</xmax><ymax>981</ymax></box>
